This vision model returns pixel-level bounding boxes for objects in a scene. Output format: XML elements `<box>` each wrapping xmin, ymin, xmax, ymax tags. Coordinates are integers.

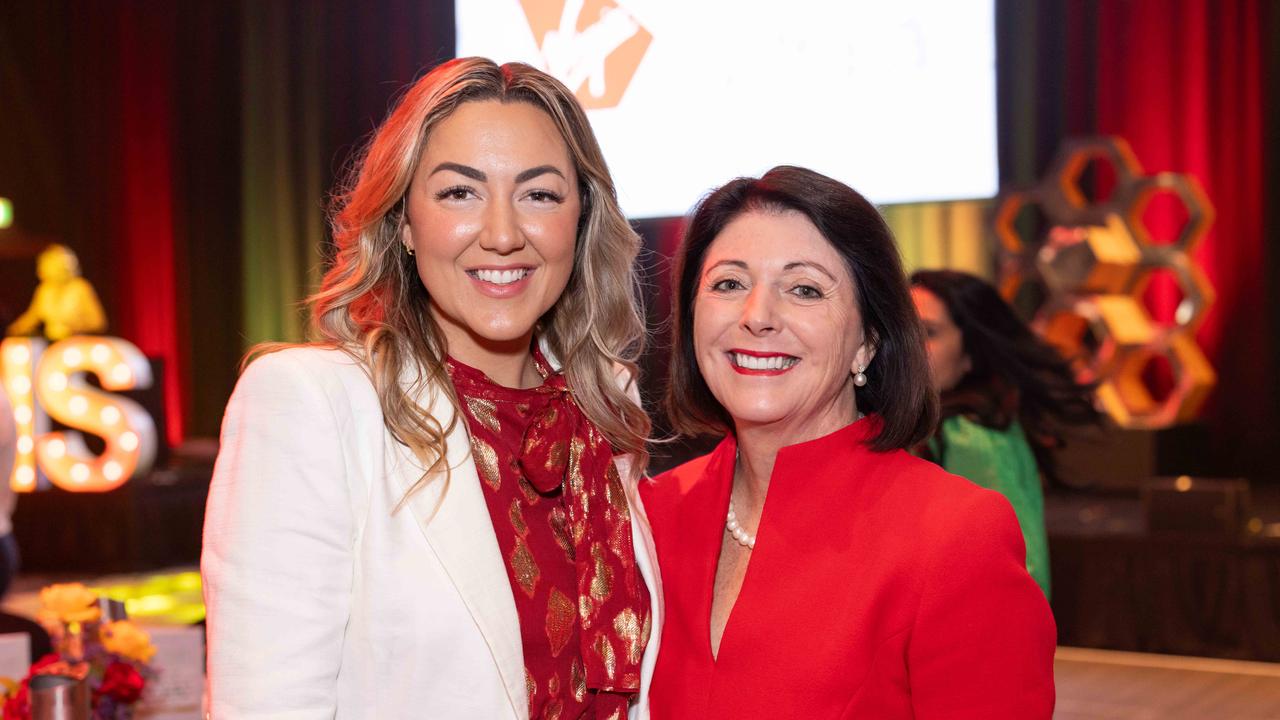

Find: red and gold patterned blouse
<box><xmin>446</xmin><ymin>351</ymin><xmax>650</xmax><ymax>720</ymax></box>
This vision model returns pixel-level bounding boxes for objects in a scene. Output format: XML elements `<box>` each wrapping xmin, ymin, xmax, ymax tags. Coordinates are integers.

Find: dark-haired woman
<box><xmin>911</xmin><ymin>269</ymin><xmax>1101</xmax><ymax>599</ymax></box>
<box><xmin>640</xmin><ymin>167</ymin><xmax>1055</xmax><ymax>719</ymax></box>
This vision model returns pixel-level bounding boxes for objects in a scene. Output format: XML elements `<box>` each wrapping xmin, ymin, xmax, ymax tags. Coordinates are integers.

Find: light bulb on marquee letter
<box><xmin>1</xmin><ymin>338</ymin><xmax>48</xmax><ymax>492</ymax></box>
<box><xmin>34</xmin><ymin>337</ymin><xmax>157</xmax><ymax>492</ymax></box>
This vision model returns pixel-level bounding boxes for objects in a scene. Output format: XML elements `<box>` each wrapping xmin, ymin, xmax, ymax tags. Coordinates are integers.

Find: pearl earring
<box><xmin>404</xmin><ymin>243</ymin><xmax>415</xmax><ymax>256</ymax></box>
<box><xmin>853</xmin><ymin>365</ymin><xmax>867</xmax><ymax>387</ymax></box>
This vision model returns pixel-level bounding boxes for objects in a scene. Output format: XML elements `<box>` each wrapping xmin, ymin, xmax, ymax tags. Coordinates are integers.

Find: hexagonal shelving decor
<box><xmin>1122</xmin><ymin>172</ymin><xmax>1215</xmax><ymax>256</ymax></box>
<box><xmin>1034</xmin><ymin>294</ymin><xmax>1157</xmax><ymax>382</ymax></box>
<box><xmin>1130</xmin><ymin>254</ymin><xmax>1216</xmax><ymax>332</ymax></box>
<box><xmin>1096</xmin><ymin>330</ymin><xmax>1217</xmax><ymax>429</ymax></box>
<box><xmin>1036</xmin><ymin>214</ymin><xmax>1143</xmax><ymax>296</ymax></box>
<box><xmin>987</xmin><ymin>135</ymin><xmax>1220</xmax><ymax>429</ymax></box>
<box><xmin>1041</xmin><ymin>137</ymin><xmax>1145</xmax><ymax>226</ymax></box>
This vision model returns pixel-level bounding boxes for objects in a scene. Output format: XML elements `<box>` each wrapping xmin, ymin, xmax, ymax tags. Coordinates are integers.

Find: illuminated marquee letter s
<box><xmin>34</xmin><ymin>337</ymin><xmax>157</xmax><ymax>492</ymax></box>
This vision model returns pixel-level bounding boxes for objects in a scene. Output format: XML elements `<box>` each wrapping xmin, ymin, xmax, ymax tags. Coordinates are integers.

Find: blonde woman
<box><xmin>202</xmin><ymin>58</ymin><xmax>659</xmax><ymax>719</ymax></box>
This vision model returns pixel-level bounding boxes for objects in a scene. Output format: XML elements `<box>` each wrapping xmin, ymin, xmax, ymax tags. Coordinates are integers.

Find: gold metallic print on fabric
<box><xmin>589</xmin><ymin>542</ymin><xmax>614</xmax><ymax>602</ymax></box>
<box><xmin>549</xmin><ymin>672</ymin><xmax>561</xmax><ymax>697</ymax></box>
<box><xmin>472</xmin><ymin>438</ymin><xmax>502</xmax><ymax>491</ymax></box>
<box><xmin>522</xmin><ymin>427</ymin><xmax>547</xmax><ymax>454</ymax></box>
<box><xmin>545</xmin><ymin>700</ymin><xmax>564</xmax><ymax>720</ymax></box>
<box><xmin>465</xmin><ymin>396</ymin><xmax>501</xmax><ymax>434</ymax></box>
<box><xmin>605</xmin><ymin>463</ymin><xmax>628</xmax><ymax>512</ymax></box>
<box><xmin>612</xmin><ymin>608</ymin><xmax>643</xmax><ymax>664</ymax></box>
<box><xmin>509</xmin><ymin>498</ymin><xmax>528</xmax><ymax>536</ymax></box>
<box><xmin>544</xmin><ymin>440</ymin><xmax>567</xmax><ymax>472</ymax></box>
<box><xmin>509</xmin><ymin>536</ymin><xmax>540</xmax><ymax>598</ymax></box>
<box><xmin>571</xmin><ymin>657</ymin><xmax>587</xmax><ymax>702</ymax></box>
<box><xmin>526</xmin><ymin>669</ymin><xmax>536</xmax><ymax>701</ymax></box>
<box><xmin>517</xmin><ymin>476</ymin><xmax>541</xmax><ymax>504</ymax></box>
<box><xmin>607</xmin><ymin>514</ymin><xmax>629</xmax><ymax>559</ymax></box>
<box><xmin>545</xmin><ymin>587</ymin><xmax>576</xmax><ymax>657</ymax></box>
<box><xmin>548</xmin><ymin>506</ymin><xmax>574</xmax><ymax>559</ymax></box>
<box><xmin>566</xmin><ymin>437</ymin><xmax>586</xmax><ymax>497</ymax></box>
<box><xmin>594</xmin><ymin>633</ymin><xmax>618</xmax><ymax>680</ymax></box>
<box><xmin>602</xmin><ymin>708</ymin><xmax>622</xmax><ymax>720</ymax></box>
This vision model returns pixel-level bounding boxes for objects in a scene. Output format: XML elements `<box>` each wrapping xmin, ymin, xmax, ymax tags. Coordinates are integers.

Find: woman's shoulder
<box><xmin>234</xmin><ymin>344</ymin><xmax>378</xmax><ymax>413</ymax></box>
<box><xmin>246</xmin><ymin>343</ymin><xmax>362</xmax><ymax>372</ymax></box>
<box><xmin>640</xmin><ymin>448</ymin><xmax>720</xmax><ymax>507</ymax></box>
<box><xmin>875</xmin><ymin>448</ymin><xmax>1020</xmax><ymax>534</ymax></box>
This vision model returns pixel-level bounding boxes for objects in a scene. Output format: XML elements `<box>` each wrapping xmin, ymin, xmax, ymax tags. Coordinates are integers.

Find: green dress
<box><xmin>929</xmin><ymin>416</ymin><xmax>1051</xmax><ymax>599</ymax></box>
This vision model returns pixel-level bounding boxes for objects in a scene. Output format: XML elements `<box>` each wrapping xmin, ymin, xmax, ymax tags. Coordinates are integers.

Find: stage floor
<box><xmin>1055</xmin><ymin>646</ymin><xmax>1280</xmax><ymax>719</ymax></box>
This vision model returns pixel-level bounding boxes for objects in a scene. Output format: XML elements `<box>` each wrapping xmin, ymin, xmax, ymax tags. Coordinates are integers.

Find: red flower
<box><xmin>95</xmin><ymin>661</ymin><xmax>145</xmax><ymax>705</ymax></box>
<box><xmin>2</xmin><ymin>681</ymin><xmax>30</xmax><ymax>720</ymax></box>
<box><xmin>27</xmin><ymin>654</ymin><xmax>61</xmax><ymax>675</ymax></box>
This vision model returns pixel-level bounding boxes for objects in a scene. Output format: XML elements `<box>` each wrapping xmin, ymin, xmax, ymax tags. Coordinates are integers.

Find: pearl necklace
<box><xmin>725</xmin><ymin>499</ymin><xmax>756</xmax><ymax>550</ymax></box>
<box><xmin>724</xmin><ymin>414</ymin><xmax>865</xmax><ymax>552</ymax></box>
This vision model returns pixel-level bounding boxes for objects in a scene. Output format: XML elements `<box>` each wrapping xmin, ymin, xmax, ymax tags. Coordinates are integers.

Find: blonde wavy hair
<box><xmin>277</xmin><ymin>57</ymin><xmax>649</xmax><ymax>496</ymax></box>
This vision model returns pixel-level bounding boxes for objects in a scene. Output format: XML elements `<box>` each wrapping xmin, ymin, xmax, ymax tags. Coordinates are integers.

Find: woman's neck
<box><xmin>443</xmin><ymin>330</ymin><xmax>541</xmax><ymax>389</ymax></box>
<box><xmin>732</xmin><ymin>398</ymin><xmax>861</xmax><ymax>509</ymax></box>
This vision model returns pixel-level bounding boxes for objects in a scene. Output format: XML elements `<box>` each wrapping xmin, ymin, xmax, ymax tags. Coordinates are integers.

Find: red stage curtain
<box><xmin>1094</xmin><ymin>0</ymin><xmax>1268</xmax><ymax>464</ymax></box>
<box><xmin>114</xmin><ymin>3</ymin><xmax>185</xmax><ymax>446</ymax></box>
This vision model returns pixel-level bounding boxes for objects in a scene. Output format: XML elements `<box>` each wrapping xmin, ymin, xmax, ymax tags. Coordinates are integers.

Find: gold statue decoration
<box><xmin>7</xmin><ymin>244</ymin><xmax>107</xmax><ymax>341</ymax></box>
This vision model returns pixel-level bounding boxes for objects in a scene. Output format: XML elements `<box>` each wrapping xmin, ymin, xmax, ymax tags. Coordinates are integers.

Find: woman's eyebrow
<box><xmin>515</xmin><ymin>165</ymin><xmax>566</xmax><ymax>183</ymax></box>
<box><xmin>784</xmin><ymin>261</ymin><xmax>837</xmax><ymax>281</ymax></box>
<box><xmin>429</xmin><ymin>162</ymin><xmax>486</xmax><ymax>181</ymax></box>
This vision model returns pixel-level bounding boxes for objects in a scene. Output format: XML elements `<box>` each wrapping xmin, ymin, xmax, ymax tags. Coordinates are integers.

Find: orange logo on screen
<box><xmin>519</xmin><ymin>0</ymin><xmax>652</xmax><ymax>109</ymax></box>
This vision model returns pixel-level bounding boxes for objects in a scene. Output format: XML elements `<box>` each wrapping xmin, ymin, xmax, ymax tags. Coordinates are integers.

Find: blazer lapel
<box><xmin>390</xmin><ymin>381</ymin><xmax>527</xmax><ymax>720</ymax></box>
<box><xmin>622</xmin><ymin>462</ymin><xmax>662</xmax><ymax>720</ymax></box>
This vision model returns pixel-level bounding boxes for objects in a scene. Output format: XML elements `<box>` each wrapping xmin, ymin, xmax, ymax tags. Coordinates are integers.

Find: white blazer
<box><xmin>202</xmin><ymin>346</ymin><xmax>663</xmax><ymax>719</ymax></box>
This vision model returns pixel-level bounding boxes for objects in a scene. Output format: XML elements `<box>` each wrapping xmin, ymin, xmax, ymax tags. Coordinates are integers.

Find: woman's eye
<box><xmin>710</xmin><ymin>278</ymin><xmax>743</xmax><ymax>292</ymax></box>
<box><xmin>526</xmin><ymin>190</ymin><xmax>564</xmax><ymax>204</ymax></box>
<box><xmin>791</xmin><ymin>284</ymin><xmax>823</xmax><ymax>299</ymax></box>
<box><xmin>435</xmin><ymin>185</ymin><xmax>475</xmax><ymax>201</ymax></box>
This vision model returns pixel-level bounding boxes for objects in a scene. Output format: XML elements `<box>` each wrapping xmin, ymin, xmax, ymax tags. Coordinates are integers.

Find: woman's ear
<box><xmin>400</xmin><ymin>216</ymin><xmax>416</xmax><ymax>255</ymax></box>
<box><xmin>852</xmin><ymin>328</ymin><xmax>879</xmax><ymax>374</ymax></box>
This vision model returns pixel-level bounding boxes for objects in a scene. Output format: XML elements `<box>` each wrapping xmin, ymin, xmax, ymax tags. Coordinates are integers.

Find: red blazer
<box><xmin>640</xmin><ymin>418</ymin><xmax>1056</xmax><ymax>719</ymax></box>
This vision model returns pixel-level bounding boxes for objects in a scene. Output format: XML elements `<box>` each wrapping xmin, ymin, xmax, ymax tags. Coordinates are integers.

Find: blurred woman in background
<box><xmin>911</xmin><ymin>269</ymin><xmax>1102</xmax><ymax>598</ymax></box>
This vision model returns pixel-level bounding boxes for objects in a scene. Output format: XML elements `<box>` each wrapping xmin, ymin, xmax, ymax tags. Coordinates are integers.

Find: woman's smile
<box><xmin>465</xmin><ymin>265</ymin><xmax>536</xmax><ymax>297</ymax></box>
<box><xmin>727</xmin><ymin>349</ymin><xmax>801</xmax><ymax>375</ymax></box>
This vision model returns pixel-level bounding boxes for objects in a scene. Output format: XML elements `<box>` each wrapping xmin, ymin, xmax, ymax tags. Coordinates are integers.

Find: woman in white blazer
<box><xmin>202</xmin><ymin>58</ymin><xmax>661</xmax><ymax>720</ymax></box>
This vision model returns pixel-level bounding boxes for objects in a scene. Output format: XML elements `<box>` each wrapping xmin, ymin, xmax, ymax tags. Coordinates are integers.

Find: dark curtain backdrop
<box><xmin>0</xmin><ymin>0</ymin><xmax>453</xmax><ymax>441</ymax></box>
<box><xmin>1</xmin><ymin>1</ymin><xmax>1276</xmax><ymax>481</ymax></box>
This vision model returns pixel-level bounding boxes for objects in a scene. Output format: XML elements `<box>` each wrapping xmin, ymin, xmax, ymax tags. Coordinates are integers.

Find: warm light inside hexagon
<box><xmin>1137</xmin><ymin>188</ymin><xmax>1192</xmax><ymax>246</ymax></box>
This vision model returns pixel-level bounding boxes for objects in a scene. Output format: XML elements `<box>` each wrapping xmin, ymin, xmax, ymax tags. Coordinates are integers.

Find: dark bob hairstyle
<box><xmin>665</xmin><ymin>165</ymin><xmax>938</xmax><ymax>452</ymax></box>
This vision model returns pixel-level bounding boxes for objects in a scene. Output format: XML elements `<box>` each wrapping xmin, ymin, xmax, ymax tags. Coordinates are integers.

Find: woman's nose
<box><xmin>478</xmin><ymin>198</ymin><xmax>525</xmax><ymax>254</ymax></box>
<box><xmin>740</xmin><ymin>287</ymin><xmax>778</xmax><ymax>335</ymax></box>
